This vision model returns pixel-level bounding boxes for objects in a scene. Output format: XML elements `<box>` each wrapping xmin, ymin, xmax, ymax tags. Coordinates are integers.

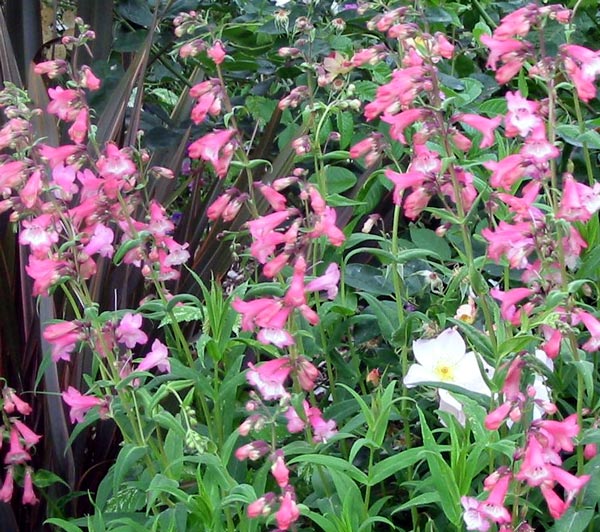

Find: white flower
<box><xmin>404</xmin><ymin>328</ymin><xmax>493</xmax><ymax>425</ymax></box>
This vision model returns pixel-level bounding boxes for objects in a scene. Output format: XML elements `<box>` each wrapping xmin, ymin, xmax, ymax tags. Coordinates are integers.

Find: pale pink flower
<box><xmin>116</xmin><ymin>313</ymin><xmax>148</xmax><ymax>349</ymax></box>
<box><xmin>47</xmin><ymin>86</ymin><xmax>81</xmax><ymax>121</ymax></box>
<box><xmin>51</xmin><ymin>163</ymin><xmax>79</xmax><ymax>200</ymax></box>
<box><xmin>138</xmin><ymin>339</ymin><xmax>170</xmax><ymax>373</ymax></box>
<box><xmin>304</xmin><ymin>263</ymin><xmax>340</xmax><ymax>299</ymax></box>
<box><xmin>284</xmin><ymin>402</ymin><xmax>309</xmax><ymax>433</ymax></box>
<box><xmin>34</xmin><ymin>59</ymin><xmax>68</xmax><ymax>78</ymax></box>
<box><xmin>62</xmin><ymin>386</ymin><xmax>106</xmax><ymax>424</ymax></box>
<box><xmin>83</xmin><ymin>223</ymin><xmax>115</xmax><ymax>258</ymax></box>
<box><xmin>235</xmin><ymin>440</ymin><xmax>270</xmax><ymax>461</ymax></box>
<box><xmin>308</xmin><ymin>407</ymin><xmax>337</xmax><ymax>443</ymax></box>
<box><xmin>557</xmin><ymin>175</ymin><xmax>600</xmax><ymax>222</ymax></box>
<box><xmin>482</xmin><ymin>220</ymin><xmax>535</xmax><ymax>268</ymax></box>
<box><xmin>19</xmin><ymin>214</ymin><xmax>60</xmax><ymax>256</ymax></box>
<box><xmin>96</xmin><ymin>143</ymin><xmax>137</xmax><ymax>183</ymax></box>
<box><xmin>43</xmin><ymin>321</ymin><xmax>82</xmax><ymax>362</ymax></box>
<box><xmin>504</xmin><ymin>91</ymin><xmax>543</xmax><ymax>137</ymax></box>
<box><xmin>246</xmin><ymin>358</ymin><xmax>291</xmax><ymax>400</ymax></box>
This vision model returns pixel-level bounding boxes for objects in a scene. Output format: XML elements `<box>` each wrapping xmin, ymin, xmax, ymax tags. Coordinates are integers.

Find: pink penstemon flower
<box><xmin>188</xmin><ymin>129</ymin><xmax>238</xmax><ymax>178</ymax></box>
<box><xmin>115</xmin><ymin>313</ymin><xmax>148</xmax><ymax>349</ymax></box>
<box><xmin>275</xmin><ymin>490</ymin><xmax>300</xmax><ymax>531</ymax></box>
<box><xmin>5</xmin><ymin>427</ymin><xmax>31</xmax><ymax>465</ymax></box>
<box><xmin>0</xmin><ymin>467</ymin><xmax>14</xmax><ymax>502</ymax></box>
<box><xmin>43</xmin><ymin>320</ymin><xmax>83</xmax><ymax>362</ymax></box>
<box><xmin>62</xmin><ymin>386</ymin><xmax>107</xmax><ymax>424</ymax></box>
<box><xmin>561</xmin><ymin>44</ymin><xmax>600</xmax><ymax>102</ymax></box>
<box><xmin>207</xmin><ymin>41</ymin><xmax>227</xmax><ymax>64</ymax></box>
<box><xmin>453</xmin><ymin>113</ymin><xmax>502</xmax><ymax>148</ymax></box>
<box><xmin>2</xmin><ymin>388</ymin><xmax>32</xmax><ymax>416</ymax></box>
<box><xmin>22</xmin><ymin>467</ymin><xmax>38</xmax><ymax>505</ymax></box>
<box><xmin>137</xmin><ymin>339</ymin><xmax>171</xmax><ymax>374</ymax></box>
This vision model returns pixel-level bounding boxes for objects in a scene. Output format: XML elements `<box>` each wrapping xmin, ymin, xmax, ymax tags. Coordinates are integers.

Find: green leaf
<box><xmin>353</xmin><ymin>80</ymin><xmax>378</xmax><ymax>100</ymax></box>
<box><xmin>44</xmin><ymin>519</ymin><xmax>84</xmax><ymax>532</ymax></box>
<box><xmin>113</xmin><ymin>445</ymin><xmax>147</xmax><ymax>495</ymax></box>
<box><xmin>323</xmin><ymin>166</ymin><xmax>358</xmax><ymax>194</ymax></box>
<box><xmin>478</xmin><ymin>98</ymin><xmax>507</xmax><ymax>116</ymax></box>
<box><xmin>368</xmin><ymin>447</ymin><xmax>424</xmax><ymax>485</ymax></box>
<box><xmin>551</xmin><ymin>508</ymin><xmax>594</xmax><ymax>532</ymax></box>
<box><xmin>288</xmin><ymin>455</ymin><xmax>369</xmax><ymax>485</ymax></box>
<box><xmin>418</xmin><ymin>408</ymin><xmax>462</xmax><ymax>526</ymax></box>
<box><xmin>360</xmin><ymin>293</ymin><xmax>399</xmax><ymax>343</ymax></box>
<box><xmin>344</xmin><ymin>264</ymin><xmax>394</xmax><ymax>296</ymax></box>
<box><xmin>392</xmin><ymin>492</ymin><xmax>441</xmax><ymax>513</ymax></box>
<box><xmin>557</xmin><ymin>124</ymin><xmax>586</xmax><ymax>147</ymax></box>
<box><xmin>336</xmin><ymin>111</ymin><xmax>354</xmax><ymax>149</ymax></box>
<box><xmin>409</xmin><ymin>226</ymin><xmax>452</xmax><ymax>260</ymax></box>
<box><xmin>570</xmin><ymin>360</ymin><xmax>595</xmax><ymax>402</ymax></box>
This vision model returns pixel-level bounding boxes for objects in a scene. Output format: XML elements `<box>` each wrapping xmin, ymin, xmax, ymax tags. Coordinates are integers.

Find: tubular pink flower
<box><xmin>207</xmin><ymin>41</ymin><xmax>226</xmax><ymax>64</ymax></box>
<box><xmin>484</xmin><ymin>402</ymin><xmax>513</xmax><ymax>431</ymax></box>
<box><xmin>22</xmin><ymin>468</ymin><xmax>38</xmax><ymax>505</ymax></box>
<box><xmin>536</xmin><ymin>413</ymin><xmax>580</xmax><ymax>453</ymax></box>
<box><xmin>13</xmin><ymin>421</ymin><xmax>41</xmax><ymax>448</ymax></box>
<box><xmin>270</xmin><ymin>452</ymin><xmax>289</xmax><ymax>488</ymax></box>
<box><xmin>382</xmin><ymin>109</ymin><xmax>426</xmax><ymax>144</ymax></box>
<box><xmin>5</xmin><ymin>427</ymin><xmax>31</xmax><ymax>465</ymax></box>
<box><xmin>116</xmin><ymin>313</ymin><xmax>148</xmax><ymax>349</ymax></box>
<box><xmin>0</xmin><ymin>467</ymin><xmax>14</xmax><ymax>502</ymax></box>
<box><xmin>80</xmin><ymin>65</ymin><xmax>101</xmax><ymax>91</ymax></box>
<box><xmin>490</xmin><ymin>287</ymin><xmax>534</xmax><ymax>325</ymax></box>
<box><xmin>62</xmin><ymin>386</ymin><xmax>105</xmax><ymax>424</ymax></box>
<box><xmin>188</xmin><ymin>129</ymin><xmax>237</xmax><ymax>178</ymax></box>
<box><xmin>43</xmin><ymin>320</ymin><xmax>82</xmax><ymax>362</ymax></box>
<box><xmin>454</xmin><ymin>113</ymin><xmax>502</xmax><ymax>148</ymax></box>
<box><xmin>246</xmin><ymin>358</ymin><xmax>291</xmax><ymax>400</ymax></box>
<box><xmin>138</xmin><ymin>339</ymin><xmax>170</xmax><ymax>373</ymax></box>
<box><xmin>2</xmin><ymin>389</ymin><xmax>32</xmax><ymax>416</ymax></box>
<box><xmin>275</xmin><ymin>492</ymin><xmax>300</xmax><ymax>531</ymax></box>
<box><xmin>235</xmin><ymin>440</ymin><xmax>270</xmax><ymax>461</ymax></box>
<box><xmin>540</xmin><ymin>484</ymin><xmax>568</xmax><ymax>519</ymax></box>
<box><xmin>304</xmin><ymin>263</ymin><xmax>340</xmax><ymax>300</ymax></box>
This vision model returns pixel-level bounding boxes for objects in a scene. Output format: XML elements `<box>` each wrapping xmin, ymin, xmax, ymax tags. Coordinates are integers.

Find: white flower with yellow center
<box><xmin>404</xmin><ymin>329</ymin><xmax>493</xmax><ymax>424</ymax></box>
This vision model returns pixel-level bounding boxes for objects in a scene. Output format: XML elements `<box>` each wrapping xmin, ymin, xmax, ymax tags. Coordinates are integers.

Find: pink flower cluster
<box><xmin>236</xmin><ymin>356</ymin><xmax>337</xmax><ymax>530</ymax></box>
<box><xmin>0</xmin><ymin>387</ymin><xmax>41</xmax><ymax>505</ymax></box>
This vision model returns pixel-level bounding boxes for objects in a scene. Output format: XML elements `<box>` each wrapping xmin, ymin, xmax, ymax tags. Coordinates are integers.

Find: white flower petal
<box><xmin>403</xmin><ymin>364</ymin><xmax>437</xmax><ymax>387</ymax></box>
<box><xmin>438</xmin><ymin>389</ymin><xmax>466</xmax><ymax>426</ymax></box>
<box><xmin>413</xmin><ymin>328</ymin><xmax>466</xmax><ymax>368</ymax></box>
